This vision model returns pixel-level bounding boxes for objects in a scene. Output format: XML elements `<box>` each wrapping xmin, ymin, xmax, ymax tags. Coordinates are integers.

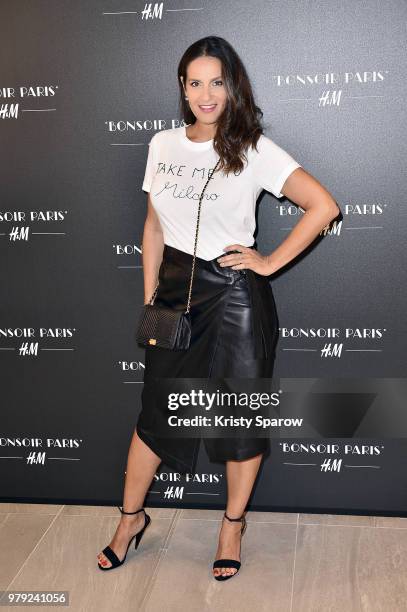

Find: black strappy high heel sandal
<box><xmin>97</xmin><ymin>506</ymin><xmax>151</xmax><ymax>571</ymax></box>
<box><xmin>212</xmin><ymin>511</ymin><xmax>247</xmax><ymax>581</ymax></box>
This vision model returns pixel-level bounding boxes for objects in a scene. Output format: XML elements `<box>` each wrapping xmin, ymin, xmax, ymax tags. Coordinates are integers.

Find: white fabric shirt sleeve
<box><xmin>142</xmin><ymin>133</ymin><xmax>158</xmax><ymax>193</ymax></box>
<box><xmin>251</xmin><ymin>135</ymin><xmax>301</xmax><ymax>198</ymax></box>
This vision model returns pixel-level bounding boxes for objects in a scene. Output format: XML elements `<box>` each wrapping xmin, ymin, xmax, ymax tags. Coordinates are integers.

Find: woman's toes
<box><xmin>213</xmin><ymin>567</ymin><xmax>239</xmax><ymax>577</ymax></box>
<box><xmin>98</xmin><ymin>553</ymin><xmax>110</xmax><ymax>568</ymax></box>
<box><xmin>213</xmin><ymin>565</ymin><xmax>238</xmax><ymax>577</ymax></box>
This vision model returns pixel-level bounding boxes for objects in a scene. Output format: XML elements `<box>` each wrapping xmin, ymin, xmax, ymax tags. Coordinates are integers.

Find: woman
<box><xmin>97</xmin><ymin>36</ymin><xmax>339</xmax><ymax>580</ymax></box>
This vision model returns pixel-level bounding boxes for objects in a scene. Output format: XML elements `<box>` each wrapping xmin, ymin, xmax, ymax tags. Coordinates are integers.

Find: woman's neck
<box><xmin>186</xmin><ymin>122</ymin><xmax>216</xmax><ymax>143</ymax></box>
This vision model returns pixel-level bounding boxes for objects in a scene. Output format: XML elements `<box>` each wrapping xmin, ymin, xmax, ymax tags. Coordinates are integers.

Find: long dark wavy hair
<box><xmin>177</xmin><ymin>36</ymin><xmax>265</xmax><ymax>176</ymax></box>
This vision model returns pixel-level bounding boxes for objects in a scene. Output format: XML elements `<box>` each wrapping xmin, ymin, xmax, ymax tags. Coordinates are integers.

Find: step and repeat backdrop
<box><xmin>1</xmin><ymin>1</ymin><xmax>406</xmax><ymax>514</ymax></box>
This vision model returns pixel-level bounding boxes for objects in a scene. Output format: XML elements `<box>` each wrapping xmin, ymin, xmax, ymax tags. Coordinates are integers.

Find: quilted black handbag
<box><xmin>136</xmin><ymin>158</ymin><xmax>221</xmax><ymax>350</ymax></box>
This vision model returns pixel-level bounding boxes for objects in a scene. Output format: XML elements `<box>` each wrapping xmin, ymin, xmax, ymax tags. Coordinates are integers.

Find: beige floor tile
<box><xmin>245</xmin><ymin>510</ymin><xmax>297</xmax><ymax>524</ymax></box>
<box><xmin>299</xmin><ymin>512</ymin><xmax>375</xmax><ymax>527</ymax></box>
<box><xmin>5</xmin><ymin>514</ymin><xmax>174</xmax><ymax>612</ymax></box>
<box><xmin>179</xmin><ymin>508</ymin><xmax>225</xmax><ymax>520</ymax></box>
<box><xmin>292</xmin><ymin>523</ymin><xmax>407</xmax><ymax>611</ymax></box>
<box><xmin>144</xmin><ymin>518</ymin><xmax>296</xmax><ymax>612</ymax></box>
<box><xmin>61</xmin><ymin>504</ymin><xmax>176</xmax><ymax>519</ymax></box>
<box><xmin>0</xmin><ymin>503</ymin><xmax>63</xmax><ymax>515</ymax></box>
<box><xmin>0</xmin><ymin>513</ymin><xmax>56</xmax><ymax>589</ymax></box>
<box><xmin>180</xmin><ymin>507</ymin><xmax>297</xmax><ymax>524</ymax></box>
<box><xmin>375</xmin><ymin>515</ymin><xmax>407</xmax><ymax>529</ymax></box>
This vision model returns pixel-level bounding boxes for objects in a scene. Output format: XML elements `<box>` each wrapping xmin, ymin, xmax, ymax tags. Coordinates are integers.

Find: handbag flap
<box><xmin>137</xmin><ymin>304</ymin><xmax>183</xmax><ymax>349</ymax></box>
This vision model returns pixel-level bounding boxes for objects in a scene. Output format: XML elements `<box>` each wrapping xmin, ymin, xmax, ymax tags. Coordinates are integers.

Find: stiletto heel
<box><xmin>212</xmin><ymin>511</ymin><xmax>247</xmax><ymax>581</ymax></box>
<box><xmin>97</xmin><ymin>506</ymin><xmax>151</xmax><ymax>571</ymax></box>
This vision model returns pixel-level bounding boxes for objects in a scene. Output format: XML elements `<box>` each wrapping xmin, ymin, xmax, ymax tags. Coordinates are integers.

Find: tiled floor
<box><xmin>1</xmin><ymin>503</ymin><xmax>407</xmax><ymax>611</ymax></box>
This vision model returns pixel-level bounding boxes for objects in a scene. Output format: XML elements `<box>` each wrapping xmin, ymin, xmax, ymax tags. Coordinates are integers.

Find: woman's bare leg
<box><xmin>213</xmin><ymin>452</ymin><xmax>263</xmax><ymax>578</ymax></box>
<box><xmin>97</xmin><ymin>429</ymin><xmax>162</xmax><ymax>568</ymax></box>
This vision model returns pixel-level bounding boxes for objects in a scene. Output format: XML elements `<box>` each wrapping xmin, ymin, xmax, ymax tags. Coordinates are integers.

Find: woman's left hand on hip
<box><xmin>217</xmin><ymin>244</ymin><xmax>273</xmax><ymax>276</ymax></box>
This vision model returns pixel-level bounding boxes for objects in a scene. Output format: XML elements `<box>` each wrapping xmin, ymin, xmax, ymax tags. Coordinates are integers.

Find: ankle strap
<box><xmin>224</xmin><ymin>511</ymin><xmax>245</xmax><ymax>522</ymax></box>
<box><xmin>117</xmin><ymin>505</ymin><xmax>145</xmax><ymax>515</ymax></box>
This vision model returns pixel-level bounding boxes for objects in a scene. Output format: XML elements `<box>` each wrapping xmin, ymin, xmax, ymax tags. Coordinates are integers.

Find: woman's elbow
<box><xmin>326</xmin><ymin>200</ymin><xmax>340</xmax><ymax>220</ymax></box>
<box><xmin>305</xmin><ymin>197</ymin><xmax>340</xmax><ymax>222</ymax></box>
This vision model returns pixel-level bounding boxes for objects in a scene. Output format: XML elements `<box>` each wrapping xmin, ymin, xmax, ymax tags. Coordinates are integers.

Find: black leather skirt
<box><xmin>136</xmin><ymin>244</ymin><xmax>279</xmax><ymax>474</ymax></box>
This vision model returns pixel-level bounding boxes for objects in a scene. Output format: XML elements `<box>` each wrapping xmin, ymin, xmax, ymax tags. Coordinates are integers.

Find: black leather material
<box><xmin>136</xmin><ymin>244</ymin><xmax>279</xmax><ymax>474</ymax></box>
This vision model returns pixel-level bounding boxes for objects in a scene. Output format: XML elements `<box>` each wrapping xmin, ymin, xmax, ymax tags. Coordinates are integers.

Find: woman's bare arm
<box><xmin>141</xmin><ymin>195</ymin><xmax>164</xmax><ymax>304</ymax></box>
<box><xmin>266</xmin><ymin>167</ymin><xmax>340</xmax><ymax>274</ymax></box>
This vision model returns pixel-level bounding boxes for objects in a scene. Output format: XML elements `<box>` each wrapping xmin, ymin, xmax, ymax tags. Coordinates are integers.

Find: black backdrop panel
<box><xmin>1</xmin><ymin>0</ymin><xmax>407</xmax><ymax>513</ymax></box>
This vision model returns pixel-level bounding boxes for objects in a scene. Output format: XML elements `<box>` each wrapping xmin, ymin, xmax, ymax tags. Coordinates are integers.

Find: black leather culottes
<box><xmin>136</xmin><ymin>244</ymin><xmax>279</xmax><ymax>474</ymax></box>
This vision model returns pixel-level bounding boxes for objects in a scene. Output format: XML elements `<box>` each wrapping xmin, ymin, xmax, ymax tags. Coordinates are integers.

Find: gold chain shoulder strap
<box><xmin>148</xmin><ymin>158</ymin><xmax>220</xmax><ymax>312</ymax></box>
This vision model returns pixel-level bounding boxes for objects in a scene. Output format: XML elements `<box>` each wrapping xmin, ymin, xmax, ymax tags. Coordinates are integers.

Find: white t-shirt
<box><xmin>142</xmin><ymin>124</ymin><xmax>301</xmax><ymax>261</ymax></box>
